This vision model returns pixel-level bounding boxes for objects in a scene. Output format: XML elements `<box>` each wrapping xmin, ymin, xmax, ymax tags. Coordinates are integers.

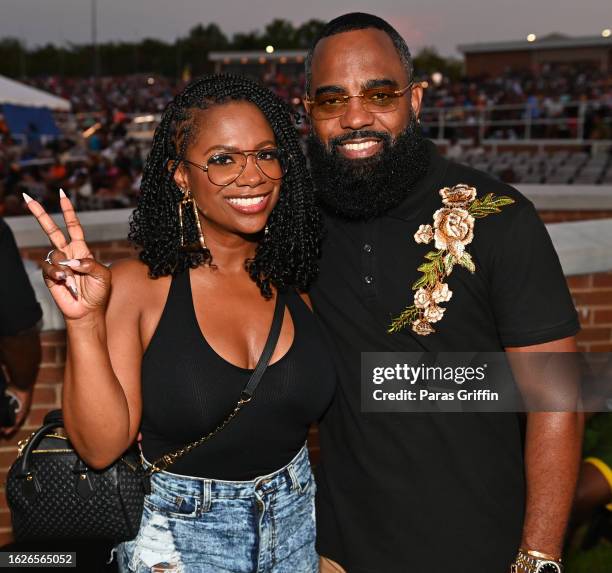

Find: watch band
<box><xmin>512</xmin><ymin>550</ymin><xmax>563</xmax><ymax>573</ymax></box>
<box><xmin>520</xmin><ymin>547</ymin><xmax>562</xmax><ymax>562</ymax></box>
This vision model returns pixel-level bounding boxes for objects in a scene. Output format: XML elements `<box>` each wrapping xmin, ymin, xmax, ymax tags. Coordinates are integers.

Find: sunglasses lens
<box><xmin>312</xmin><ymin>94</ymin><xmax>348</xmax><ymax>119</ymax></box>
<box><xmin>363</xmin><ymin>87</ymin><xmax>400</xmax><ymax>111</ymax></box>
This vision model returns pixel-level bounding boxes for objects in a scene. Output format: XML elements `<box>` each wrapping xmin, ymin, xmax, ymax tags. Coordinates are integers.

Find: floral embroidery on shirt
<box><xmin>387</xmin><ymin>184</ymin><xmax>515</xmax><ymax>335</ymax></box>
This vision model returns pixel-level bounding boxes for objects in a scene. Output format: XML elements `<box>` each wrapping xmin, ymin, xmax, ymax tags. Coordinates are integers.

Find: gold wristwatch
<box><xmin>510</xmin><ymin>549</ymin><xmax>563</xmax><ymax>573</ymax></box>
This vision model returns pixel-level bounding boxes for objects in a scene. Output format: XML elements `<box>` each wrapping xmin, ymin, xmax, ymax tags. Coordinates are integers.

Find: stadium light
<box><xmin>527</xmin><ymin>34</ymin><xmax>536</xmax><ymax>42</ymax></box>
<box><xmin>603</xmin><ymin>29</ymin><xmax>611</xmax><ymax>38</ymax></box>
<box><xmin>266</xmin><ymin>45</ymin><xmax>274</xmax><ymax>54</ymax></box>
<box><xmin>431</xmin><ymin>72</ymin><xmax>443</xmax><ymax>86</ymax></box>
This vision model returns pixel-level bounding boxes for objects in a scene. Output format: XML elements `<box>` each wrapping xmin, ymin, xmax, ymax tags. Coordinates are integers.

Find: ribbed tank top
<box><xmin>140</xmin><ymin>269</ymin><xmax>336</xmax><ymax>480</ymax></box>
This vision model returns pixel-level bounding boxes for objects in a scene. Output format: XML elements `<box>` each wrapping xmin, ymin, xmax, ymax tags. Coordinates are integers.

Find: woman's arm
<box><xmin>62</xmin><ymin>259</ymin><xmax>145</xmax><ymax>469</ymax></box>
<box><xmin>23</xmin><ymin>192</ymin><xmax>146</xmax><ymax>469</ymax></box>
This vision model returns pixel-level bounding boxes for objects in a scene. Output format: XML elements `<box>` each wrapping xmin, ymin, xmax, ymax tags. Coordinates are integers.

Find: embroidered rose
<box><xmin>412</xmin><ymin>319</ymin><xmax>435</xmax><ymax>336</ymax></box>
<box><xmin>431</xmin><ymin>282</ymin><xmax>453</xmax><ymax>304</ymax></box>
<box><xmin>387</xmin><ymin>184</ymin><xmax>515</xmax><ymax>336</ymax></box>
<box><xmin>439</xmin><ymin>184</ymin><xmax>477</xmax><ymax>207</ymax></box>
<box><xmin>414</xmin><ymin>224</ymin><xmax>434</xmax><ymax>244</ymax></box>
<box><xmin>414</xmin><ymin>287</ymin><xmax>432</xmax><ymax>309</ymax></box>
<box><xmin>424</xmin><ymin>304</ymin><xmax>445</xmax><ymax>323</ymax></box>
<box><xmin>433</xmin><ymin>208</ymin><xmax>475</xmax><ymax>259</ymax></box>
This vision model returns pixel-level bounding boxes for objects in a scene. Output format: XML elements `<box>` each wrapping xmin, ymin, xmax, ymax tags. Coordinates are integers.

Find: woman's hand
<box><xmin>23</xmin><ymin>190</ymin><xmax>111</xmax><ymax>320</ymax></box>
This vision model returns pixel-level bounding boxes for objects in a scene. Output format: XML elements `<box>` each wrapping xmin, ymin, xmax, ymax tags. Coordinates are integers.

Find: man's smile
<box><xmin>337</xmin><ymin>138</ymin><xmax>383</xmax><ymax>159</ymax></box>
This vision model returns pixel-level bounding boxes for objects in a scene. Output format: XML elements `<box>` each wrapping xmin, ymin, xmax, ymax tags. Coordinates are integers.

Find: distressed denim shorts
<box><xmin>114</xmin><ymin>444</ymin><xmax>318</xmax><ymax>573</ymax></box>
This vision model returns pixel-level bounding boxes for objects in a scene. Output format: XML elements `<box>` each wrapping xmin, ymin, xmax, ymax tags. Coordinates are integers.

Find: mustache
<box><xmin>329</xmin><ymin>130</ymin><xmax>392</xmax><ymax>150</ymax></box>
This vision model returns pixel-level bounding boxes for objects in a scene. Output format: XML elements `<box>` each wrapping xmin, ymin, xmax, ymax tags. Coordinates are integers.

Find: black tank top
<box><xmin>140</xmin><ymin>270</ymin><xmax>336</xmax><ymax>480</ymax></box>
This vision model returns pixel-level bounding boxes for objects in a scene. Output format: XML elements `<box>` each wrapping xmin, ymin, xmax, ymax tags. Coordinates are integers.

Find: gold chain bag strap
<box><xmin>144</xmin><ymin>290</ymin><xmax>287</xmax><ymax>480</ymax></box>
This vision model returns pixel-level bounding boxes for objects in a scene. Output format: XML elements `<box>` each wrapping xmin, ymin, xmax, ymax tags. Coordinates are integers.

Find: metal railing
<box><xmin>420</xmin><ymin>100</ymin><xmax>611</xmax><ymax>143</ymax></box>
<box><xmin>52</xmin><ymin>101</ymin><xmax>612</xmax><ymax>148</ymax></box>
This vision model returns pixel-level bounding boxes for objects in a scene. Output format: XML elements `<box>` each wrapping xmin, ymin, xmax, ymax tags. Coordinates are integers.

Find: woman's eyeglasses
<box><xmin>183</xmin><ymin>148</ymin><xmax>287</xmax><ymax>186</ymax></box>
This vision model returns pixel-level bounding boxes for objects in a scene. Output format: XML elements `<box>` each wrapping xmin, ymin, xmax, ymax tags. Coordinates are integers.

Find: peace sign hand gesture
<box><xmin>23</xmin><ymin>190</ymin><xmax>111</xmax><ymax>321</ymax></box>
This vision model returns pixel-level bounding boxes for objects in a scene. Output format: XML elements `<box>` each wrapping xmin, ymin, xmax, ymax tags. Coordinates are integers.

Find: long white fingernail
<box><xmin>22</xmin><ymin>193</ymin><xmax>33</xmax><ymax>203</ymax></box>
<box><xmin>59</xmin><ymin>188</ymin><xmax>67</xmax><ymax>198</ymax></box>
<box><xmin>58</xmin><ymin>259</ymin><xmax>81</xmax><ymax>269</ymax></box>
<box><xmin>65</xmin><ymin>275</ymin><xmax>78</xmax><ymax>299</ymax></box>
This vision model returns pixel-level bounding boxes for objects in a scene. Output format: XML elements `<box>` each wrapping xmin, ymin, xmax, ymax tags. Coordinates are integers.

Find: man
<box><xmin>572</xmin><ymin>413</ymin><xmax>612</xmax><ymax>528</ymax></box>
<box><xmin>0</xmin><ymin>216</ymin><xmax>42</xmax><ymax>436</ymax></box>
<box><xmin>304</xmin><ymin>13</ymin><xmax>583</xmax><ymax>573</ymax></box>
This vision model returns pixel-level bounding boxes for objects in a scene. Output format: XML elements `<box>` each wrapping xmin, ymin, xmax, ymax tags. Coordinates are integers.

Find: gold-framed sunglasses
<box><xmin>304</xmin><ymin>81</ymin><xmax>428</xmax><ymax>120</ymax></box>
<box><xmin>183</xmin><ymin>148</ymin><xmax>287</xmax><ymax>186</ymax></box>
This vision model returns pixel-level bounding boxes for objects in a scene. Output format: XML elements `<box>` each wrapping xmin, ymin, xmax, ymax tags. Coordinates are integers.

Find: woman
<box><xmin>23</xmin><ymin>74</ymin><xmax>335</xmax><ymax>573</ymax></box>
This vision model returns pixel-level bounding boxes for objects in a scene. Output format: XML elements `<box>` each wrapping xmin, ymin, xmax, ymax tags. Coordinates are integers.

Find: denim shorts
<box><xmin>114</xmin><ymin>444</ymin><xmax>318</xmax><ymax>573</ymax></box>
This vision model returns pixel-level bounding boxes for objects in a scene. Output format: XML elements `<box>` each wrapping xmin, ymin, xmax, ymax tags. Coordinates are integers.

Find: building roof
<box><xmin>0</xmin><ymin>74</ymin><xmax>71</xmax><ymax>111</ymax></box>
<box><xmin>458</xmin><ymin>34</ymin><xmax>612</xmax><ymax>55</ymax></box>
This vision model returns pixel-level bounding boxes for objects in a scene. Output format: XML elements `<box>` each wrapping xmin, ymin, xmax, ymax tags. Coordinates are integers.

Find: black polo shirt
<box><xmin>0</xmin><ymin>217</ymin><xmax>42</xmax><ymax>336</ymax></box>
<box><xmin>311</xmin><ymin>141</ymin><xmax>580</xmax><ymax>573</ymax></box>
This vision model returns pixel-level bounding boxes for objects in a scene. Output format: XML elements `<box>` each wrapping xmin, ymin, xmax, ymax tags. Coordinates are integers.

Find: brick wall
<box><xmin>465</xmin><ymin>50</ymin><xmax>533</xmax><ymax>77</ymax></box>
<box><xmin>0</xmin><ymin>240</ymin><xmax>610</xmax><ymax>545</ymax></box>
<box><xmin>539</xmin><ymin>211</ymin><xmax>612</xmax><ymax>224</ymax></box>
<box><xmin>568</xmin><ymin>273</ymin><xmax>612</xmax><ymax>351</ymax></box>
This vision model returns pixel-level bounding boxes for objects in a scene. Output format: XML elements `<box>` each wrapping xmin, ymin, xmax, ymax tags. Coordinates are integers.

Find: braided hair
<box><xmin>129</xmin><ymin>73</ymin><xmax>321</xmax><ymax>298</ymax></box>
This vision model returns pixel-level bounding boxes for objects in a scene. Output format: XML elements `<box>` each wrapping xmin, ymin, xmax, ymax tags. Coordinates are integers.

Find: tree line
<box><xmin>0</xmin><ymin>18</ymin><xmax>462</xmax><ymax>80</ymax></box>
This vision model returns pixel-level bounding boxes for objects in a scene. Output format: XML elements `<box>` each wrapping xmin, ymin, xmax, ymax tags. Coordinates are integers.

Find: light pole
<box><xmin>92</xmin><ymin>0</ymin><xmax>100</xmax><ymax>76</ymax></box>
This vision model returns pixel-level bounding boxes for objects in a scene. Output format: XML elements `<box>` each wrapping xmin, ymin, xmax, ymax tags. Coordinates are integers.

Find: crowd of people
<box><xmin>27</xmin><ymin>75</ymin><xmax>178</xmax><ymax>115</ymax></box>
<box><xmin>421</xmin><ymin>65</ymin><xmax>612</xmax><ymax>140</ymax></box>
<box><xmin>25</xmin><ymin>64</ymin><xmax>612</xmax><ymax>118</ymax></box>
<box><xmin>1</xmin><ymin>64</ymin><xmax>611</xmax><ymax>216</ymax></box>
<box><xmin>0</xmin><ymin>116</ymin><xmax>145</xmax><ymax>217</ymax></box>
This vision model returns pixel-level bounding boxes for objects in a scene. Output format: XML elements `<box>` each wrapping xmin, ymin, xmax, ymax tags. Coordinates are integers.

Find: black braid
<box><xmin>129</xmin><ymin>73</ymin><xmax>321</xmax><ymax>298</ymax></box>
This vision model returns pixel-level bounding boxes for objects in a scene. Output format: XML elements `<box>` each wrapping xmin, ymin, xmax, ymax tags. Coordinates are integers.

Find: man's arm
<box><xmin>0</xmin><ymin>324</ymin><xmax>42</xmax><ymax>435</ymax></box>
<box><xmin>0</xmin><ymin>217</ymin><xmax>43</xmax><ymax>435</ymax></box>
<box><xmin>506</xmin><ymin>336</ymin><xmax>584</xmax><ymax>559</ymax></box>
<box><xmin>0</xmin><ymin>325</ymin><xmax>41</xmax><ymax>390</ymax></box>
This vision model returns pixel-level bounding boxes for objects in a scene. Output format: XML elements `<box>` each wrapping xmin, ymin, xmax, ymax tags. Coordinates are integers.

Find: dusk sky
<box><xmin>1</xmin><ymin>0</ymin><xmax>610</xmax><ymax>56</ymax></box>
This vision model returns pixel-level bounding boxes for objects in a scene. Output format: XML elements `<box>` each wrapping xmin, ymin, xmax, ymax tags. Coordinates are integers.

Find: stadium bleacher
<box><xmin>455</xmin><ymin>148</ymin><xmax>611</xmax><ymax>184</ymax></box>
<box><xmin>1</xmin><ymin>64</ymin><xmax>611</xmax><ymax>217</ymax></box>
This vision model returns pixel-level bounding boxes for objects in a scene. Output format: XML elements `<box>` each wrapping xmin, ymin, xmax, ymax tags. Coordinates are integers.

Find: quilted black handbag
<box><xmin>6</xmin><ymin>292</ymin><xmax>286</xmax><ymax>542</ymax></box>
<box><xmin>6</xmin><ymin>409</ymin><xmax>147</xmax><ymax>542</ymax></box>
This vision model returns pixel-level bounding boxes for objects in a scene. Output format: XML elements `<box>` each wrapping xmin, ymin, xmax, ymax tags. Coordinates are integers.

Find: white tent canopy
<box><xmin>0</xmin><ymin>75</ymin><xmax>71</xmax><ymax>112</ymax></box>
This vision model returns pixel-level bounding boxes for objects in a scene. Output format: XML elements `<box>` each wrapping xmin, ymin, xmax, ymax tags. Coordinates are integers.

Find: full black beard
<box><xmin>306</xmin><ymin>116</ymin><xmax>430</xmax><ymax>220</ymax></box>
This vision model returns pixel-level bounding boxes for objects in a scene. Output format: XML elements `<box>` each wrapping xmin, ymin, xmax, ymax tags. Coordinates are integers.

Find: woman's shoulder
<box><xmin>108</xmin><ymin>257</ymin><xmax>171</xmax><ymax>311</ymax></box>
<box><xmin>110</xmin><ymin>257</ymin><xmax>149</xmax><ymax>280</ymax></box>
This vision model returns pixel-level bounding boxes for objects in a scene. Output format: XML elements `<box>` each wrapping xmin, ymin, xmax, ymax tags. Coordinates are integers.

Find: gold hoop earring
<box><xmin>178</xmin><ymin>188</ymin><xmax>208</xmax><ymax>253</ymax></box>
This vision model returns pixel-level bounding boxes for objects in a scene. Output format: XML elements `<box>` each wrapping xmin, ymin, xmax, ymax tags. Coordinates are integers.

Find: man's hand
<box><xmin>0</xmin><ymin>385</ymin><xmax>33</xmax><ymax>437</ymax></box>
<box><xmin>0</xmin><ymin>325</ymin><xmax>41</xmax><ymax>439</ymax></box>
